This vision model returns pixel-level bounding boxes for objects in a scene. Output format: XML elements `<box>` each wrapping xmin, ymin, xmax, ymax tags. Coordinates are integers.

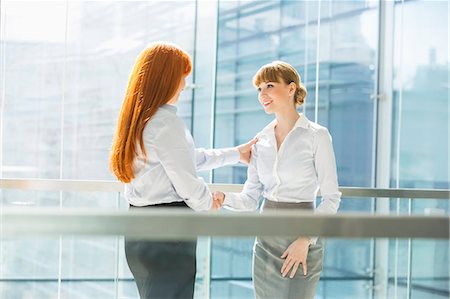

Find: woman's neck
<box><xmin>275</xmin><ymin>107</ymin><xmax>300</xmax><ymax>134</ymax></box>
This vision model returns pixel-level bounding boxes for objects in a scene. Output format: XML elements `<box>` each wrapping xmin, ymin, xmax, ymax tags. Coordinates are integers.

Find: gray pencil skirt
<box><xmin>253</xmin><ymin>200</ymin><xmax>324</xmax><ymax>299</ymax></box>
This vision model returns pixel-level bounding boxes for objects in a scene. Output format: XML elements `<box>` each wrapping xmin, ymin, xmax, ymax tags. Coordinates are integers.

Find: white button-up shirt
<box><xmin>125</xmin><ymin>104</ymin><xmax>240</xmax><ymax>211</ymax></box>
<box><xmin>224</xmin><ymin>113</ymin><xmax>341</xmax><ymax>215</ymax></box>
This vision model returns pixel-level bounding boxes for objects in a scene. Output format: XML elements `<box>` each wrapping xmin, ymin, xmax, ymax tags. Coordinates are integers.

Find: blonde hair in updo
<box><xmin>252</xmin><ymin>61</ymin><xmax>307</xmax><ymax>106</ymax></box>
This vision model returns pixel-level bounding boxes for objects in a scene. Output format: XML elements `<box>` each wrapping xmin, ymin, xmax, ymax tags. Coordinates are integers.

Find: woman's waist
<box><xmin>129</xmin><ymin>200</ymin><xmax>189</xmax><ymax>209</ymax></box>
<box><xmin>262</xmin><ymin>198</ymin><xmax>315</xmax><ymax>211</ymax></box>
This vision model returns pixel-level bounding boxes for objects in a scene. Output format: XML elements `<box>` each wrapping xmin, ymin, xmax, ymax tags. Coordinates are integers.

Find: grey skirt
<box><xmin>253</xmin><ymin>200</ymin><xmax>324</xmax><ymax>299</ymax></box>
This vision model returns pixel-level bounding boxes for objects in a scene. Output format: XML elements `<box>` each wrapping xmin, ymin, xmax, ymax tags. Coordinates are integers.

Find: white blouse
<box><xmin>224</xmin><ymin>113</ymin><xmax>341</xmax><ymax>216</ymax></box>
<box><xmin>125</xmin><ymin>104</ymin><xmax>240</xmax><ymax>211</ymax></box>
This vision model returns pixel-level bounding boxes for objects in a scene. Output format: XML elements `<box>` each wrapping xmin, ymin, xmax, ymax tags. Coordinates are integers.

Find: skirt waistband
<box><xmin>262</xmin><ymin>199</ymin><xmax>314</xmax><ymax>211</ymax></box>
<box><xmin>129</xmin><ymin>201</ymin><xmax>189</xmax><ymax>209</ymax></box>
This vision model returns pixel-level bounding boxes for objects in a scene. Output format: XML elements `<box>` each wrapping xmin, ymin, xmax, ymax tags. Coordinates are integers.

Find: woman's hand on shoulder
<box><xmin>237</xmin><ymin>137</ymin><xmax>258</xmax><ymax>164</ymax></box>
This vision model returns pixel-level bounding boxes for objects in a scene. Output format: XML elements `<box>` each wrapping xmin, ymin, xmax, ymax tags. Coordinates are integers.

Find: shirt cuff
<box><xmin>223</xmin><ymin>192</ymin><xmax>233</xmax><ymax>206</ymax></box>
<box><xmin>309</xmin><ymin>236</ymin><xmax>318</xmax><ymax>245</ymax></box>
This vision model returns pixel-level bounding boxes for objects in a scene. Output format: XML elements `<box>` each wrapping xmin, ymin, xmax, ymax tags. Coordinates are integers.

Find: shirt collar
<box><xmin>160</xmin><ymin>104</ymin><xmax>178</xmax><ymax>114</ymax></box>
<box><xmin>295</xmin><ymin>113</ymin><xmax>310</xmax><ymax>129</ymax></box>
<box><xmin>260</xmin><ymin>113</ymin><xmax>310</xmax><ymax>135</ymax></box>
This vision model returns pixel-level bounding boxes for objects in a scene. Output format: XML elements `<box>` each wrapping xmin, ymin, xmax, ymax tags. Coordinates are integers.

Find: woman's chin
<box><xmin>263</xmin><ymin>107</ymin><xmax>275</xmax><ymax>114</ymax></box>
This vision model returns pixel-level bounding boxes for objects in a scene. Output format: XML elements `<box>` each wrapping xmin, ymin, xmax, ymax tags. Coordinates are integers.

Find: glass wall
<box><xmin>212</xmin><ymin>1</ymin><xmax>379</xmax><ymax>298</ymax></box>
<box><xmin>389</xmin><ymin>1</ymin><xmax>449</xmax><ymax>298</ymax></box>
<box><xmin>0</xmin><ymin>1</ymin><xmax>198</xmax><ymax>298</ymax></box>
<box><xmin>0</xmin><ymin>1</ymin><xmax>448</xmax><ymax>299</ymax></box>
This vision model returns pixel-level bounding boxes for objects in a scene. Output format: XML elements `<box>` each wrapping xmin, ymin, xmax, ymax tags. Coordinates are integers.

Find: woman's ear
<box><xmin>289</xmin><ymin>82</ymin><xmax>296</xmax><ymax>96</ymax></box>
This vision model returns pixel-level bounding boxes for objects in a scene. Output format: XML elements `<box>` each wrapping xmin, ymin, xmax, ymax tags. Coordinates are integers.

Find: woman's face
<box><xmin>256</xmin><ymin>81</ymin><xmax>295</xmax><ymax>114</ymax></box>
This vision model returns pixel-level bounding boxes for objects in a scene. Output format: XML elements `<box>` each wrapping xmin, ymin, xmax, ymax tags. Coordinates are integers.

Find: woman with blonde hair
<box><xmin>213</xmin><ymin>61</ymin><xmax>341</xmax><ymax>299</ymax></box>
<box><xmin>110</xmin><ymin>42</ymin><xmax>255</xmax><ymax>299</ymax></box>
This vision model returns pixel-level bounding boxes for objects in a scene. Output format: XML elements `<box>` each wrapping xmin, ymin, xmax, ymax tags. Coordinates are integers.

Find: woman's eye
<box><xmin>267</xmin><ymin>84</ymin><xmax>273</xmax><ymax>88</ymax></box>
<box><xmin>257</xmin><ymin>88</ymin><xmax>261</xmax><ymax>92</ymax></box>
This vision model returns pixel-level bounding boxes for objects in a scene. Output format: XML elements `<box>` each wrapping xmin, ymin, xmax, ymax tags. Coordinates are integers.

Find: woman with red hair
<box><xmin>110</xmin><ymin>42</ymin><xmax>255</xmax><ymax>299</ymax></box>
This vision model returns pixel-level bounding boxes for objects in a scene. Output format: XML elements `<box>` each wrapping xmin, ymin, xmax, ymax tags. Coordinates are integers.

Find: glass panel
<box><xmin>213</xmin><ymin>1</ymin><xmax>379</xmax><ymax>297</ymax></box>
<box><xmin>62</xmin><ymin>1</ymin><xmax>196</xmax><ymax>181</ymax></box>
<box><xmin>0</xmin><ymin>1</ymin><xmax>198</xmax><ymax>299</ymax></box>
<box><xmin>390</xmin><ymin>1</ymin><xmax>449</xmax><ymax>297</ymax></box>
<box><xmin>391</xmin><ymin>0</ymin><xmax>449</xmax><ymax>190</ymax></box>
<box><xmin>1</xmin><ymin>1</ymin><xmax>66</xmax><ymax>180</ymax></box>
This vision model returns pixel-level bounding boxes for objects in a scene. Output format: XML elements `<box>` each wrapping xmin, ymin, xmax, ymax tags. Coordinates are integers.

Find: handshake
<box><xmin>210</xmin><ymin>191</ymin><xmax>225</xmax><ymax>211</ymax></box>
<box><xmin>208</xmin><ymin>137</ymin><xmax>257</xmax><ymax>212</ymax></box>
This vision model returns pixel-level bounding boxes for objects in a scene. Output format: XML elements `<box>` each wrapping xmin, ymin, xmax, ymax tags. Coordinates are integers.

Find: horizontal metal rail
<box><xmin>1</xmin><ymin>208</ymin><xmax>448</xmax><ymax>239</ymax></box>
<box><xmin>0</xmin><ymin>179</ymin><xmax>124</xmax><ymax>193</ymax></box>
<box><xmin>0</xmin><ymin>179</ymin><xmax>449</xmax><ymax>199</ymax></box>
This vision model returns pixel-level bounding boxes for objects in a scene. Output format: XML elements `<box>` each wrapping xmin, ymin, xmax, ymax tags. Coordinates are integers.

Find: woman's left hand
<box><xmin>237</xmin><ymin>137</ymin><xmax>258</xmax><ymax>164</ymax></box>
<box><xmin>280</xmin><ymin>237</ymin><xmax>310</xmax><ymax>278</ymax></box>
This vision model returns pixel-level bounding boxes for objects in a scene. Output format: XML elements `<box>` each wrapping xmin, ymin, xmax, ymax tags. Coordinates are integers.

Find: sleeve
<box><xmin>149</xmin><ymin>121</ymin><xmax>213</xmax><ymax>212</ymax></box>
<box><xmin>310</xmin><ymin>127</ymin><xmax>342</xmax><ymax>244</ymax></box>
<box><xmin>222</xmin><ymin>145</ymin><xmax>263</xmax><ymax>211</ymax></box>
<box><xmin>195</xmin><ymin>147</ymin><xmax>240</xmax><ymax>171</ymax></box>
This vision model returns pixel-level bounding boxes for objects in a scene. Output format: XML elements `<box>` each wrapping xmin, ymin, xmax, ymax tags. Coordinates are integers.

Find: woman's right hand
<box><xmin>280</xmin><ymin>237</ymin><xmax>310</xmax><ymax>278</ymax></box>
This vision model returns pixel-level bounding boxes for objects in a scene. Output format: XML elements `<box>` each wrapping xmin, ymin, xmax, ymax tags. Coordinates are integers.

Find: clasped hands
<box><xmin>210</xmin><ymin>191</ymin><xmax>225</xmax><ymax>211</ymax></box>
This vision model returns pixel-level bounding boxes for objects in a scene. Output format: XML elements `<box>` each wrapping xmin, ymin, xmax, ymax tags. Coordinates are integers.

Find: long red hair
<box><xmin>110</xmin><ymin>42</ymin><xmax>192</xmax><ymax>183</ymax></box>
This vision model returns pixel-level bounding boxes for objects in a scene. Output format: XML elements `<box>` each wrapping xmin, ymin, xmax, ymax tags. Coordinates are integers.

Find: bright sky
<box><xmin>2</xmin><ymin>1</ymin><xmax>69</xmax><ymax>42</ymax></box>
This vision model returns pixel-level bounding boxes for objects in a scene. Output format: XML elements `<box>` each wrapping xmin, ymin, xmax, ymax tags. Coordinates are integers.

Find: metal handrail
<box><xmin>0</xmin><ymin>179</ymin><xmax>449</xmax><ymax>199</ymax></box>
<box><xmin>0</xmin><ymin>179</ymin><xmax>448</xmax><ymax>239</ymax></box>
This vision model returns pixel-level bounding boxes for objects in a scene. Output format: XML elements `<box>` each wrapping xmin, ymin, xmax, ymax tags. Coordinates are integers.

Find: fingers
<box><xmin>210</xmin><ymin>192</ymin><xmax>224</xmax><ymax>211</ymax></box>
<box><xmin>281</xmin><ymin>258</ymin><xmax>295</xmax><ymax>277</ymax></box>
<box><xmin>210</xmin><ymin>200</ymin><xmax>219</xmax><ymax>211</ymax></box>
<box><xmin>238</xmin><ymin>137</ymin><xmax>258</xmax><ymax>153</ymax></box>
<box><xmin>248</xmin><ymin>137</ymin><xmax>258</xmax><ymax>146</ymax></box>
<box><xmin>282</xmin><ymin>259</ymin><xmax>307</xmax><ymax>278</ymax></box>
<box><xmin>290</xmin><ymin>261</ymin><xmax>300</xmax><ymax>278</ymax></box>
<box><xmin>238</xmin><ymin>137</ymin><xmax>258</xmax><ymax>165</ymax></box>
<box><xmin>212</xmin><ymin>191</ymin><xmax>224</xmax><ymax>205</ymax></box>
<box><xmin>281</xmin><ymin>252</ymin><xmax>307</xmax><ymax>278</ymax></box>
<box><xmin>302</xmin><ymin>260</ymin><xmax>308</xmax><ymax>276</ymax></box>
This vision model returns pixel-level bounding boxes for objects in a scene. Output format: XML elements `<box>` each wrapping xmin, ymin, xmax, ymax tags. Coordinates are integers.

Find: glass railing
<box><xmin>0</xmin><ymin>179</ymin><xmax>449</xmax><ymax>299</ymax></box>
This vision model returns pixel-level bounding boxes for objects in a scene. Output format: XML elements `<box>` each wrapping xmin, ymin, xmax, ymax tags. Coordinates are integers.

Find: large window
<box><xmin>0</xmin><ymin>2</ymin><xmax>197</xmax><ymax>298</ymax></box>
<box><xmin>0</xmin><ymin>1</ymin><xmax>448</xmax><ymax>299</ymax></box>
<box><xmin>389</xmin><ymin>1</ymin><xmax>449</xmax><ymax>298</ymax></box>
<box><xmin>212</xmin><ymin>1</ymin><xmax>379</xmax><ymax>298</ymax></box>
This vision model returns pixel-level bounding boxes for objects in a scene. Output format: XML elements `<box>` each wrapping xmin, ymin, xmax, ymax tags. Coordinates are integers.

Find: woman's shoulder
<box><xmin>144</xmin><ymin>108</ymin><xmax>184</xmax><ymax>137</ymax></box>
<box><xmin>307</xmin><ymin>120</ymin><xmax>330</xmax><ymax>136</ymax></box>
<box><xmin>308</xmin><ymin>122</ymin><xmax>332</xmax><ymax>149</ymax></box>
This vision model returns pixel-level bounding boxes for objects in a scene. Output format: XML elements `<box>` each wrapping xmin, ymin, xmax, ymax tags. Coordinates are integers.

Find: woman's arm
<box><xmin>149</xmin><ymin>122</ymin><xmax>214</xmax><ymax>211</ymax></box>
<box><xmin>220</xmin><ymin>145</ymin><xmax>263</xmax><ymax>211</ymax></box>
<box><xmin>195</xmin><ymin>147</ymin><xmax>239</xmax><ymax>171</ymax></box>
<box><xmin>195</xmin><ymin>138</ymin><xmax>257</xmax><ymax>171</ymax></box>
<box><xmin>314</xmin><ymin>127</ymin><xmax>341</xmax><ymax>215</ymax></box>
<box><xmin>309</xmin><ymin>127</ymin><xmax>342</xmax><ymax>244</ymax></box>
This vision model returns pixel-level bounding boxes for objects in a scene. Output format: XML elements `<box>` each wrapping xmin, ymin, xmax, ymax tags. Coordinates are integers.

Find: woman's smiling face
<box><xmin>257</xmin><ymin>81</ymin><xmax>295</xmax><ymax>114</ymax></box>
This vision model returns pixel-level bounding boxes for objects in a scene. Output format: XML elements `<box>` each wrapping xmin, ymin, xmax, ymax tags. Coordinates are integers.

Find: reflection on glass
<box><xmin>213</xmin><ymin>1</ymin><xmax>378</xmax><ymax>298</ymax></box>
<box><xmin>0</xmin><ymin>1</ymin><xmax>196</xmax><ymax>299</ymax></box>
<box><xmin>390</xmin><ymin>1</ymin><xmax>449</xmax><ymax>298</ymax></box>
